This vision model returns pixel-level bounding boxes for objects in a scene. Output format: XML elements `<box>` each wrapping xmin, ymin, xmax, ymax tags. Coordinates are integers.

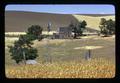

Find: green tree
<box><xmin>27</xmin><ymin>25</ymin><xmax>43</xmax><ymax>41</ymax></box>
<box><xmin>99</xmin><ymin>18</ymin><xmax>107</xmax><ymax>36</ymax></box>
<box><xmin>8</xmin><ymin>35</ymin><xmax>38</xmax><ymax>64</ymax></box>
<box><xmin>77</xmin><ymin>20</ymin><xmax>87</xmax><ymax>36</ymax></box>
<box><xmin>106</xmin><ymin>19</ymin><xmax>115</xmax><ymax>35</ymax></box>
<box><xmin>99</xmin><ymin>18</ymin><xmax>115</xmax><ymax>36</ymax></box>
<box><xmin>8</xmin><ymin>25</ymin><xmax>42</xmax><ymax>64</ymax></box>
<box><xmin>69</xmin><ymin>20</ymin><xmax>87</xmax><ymax>38</ymax></box>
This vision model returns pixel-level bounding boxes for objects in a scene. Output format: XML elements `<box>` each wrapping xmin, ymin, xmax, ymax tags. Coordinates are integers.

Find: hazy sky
<box><xmin>5</xmin><ymin>4</ymin><xmax>115</xmax><ymax>14</ymax></box>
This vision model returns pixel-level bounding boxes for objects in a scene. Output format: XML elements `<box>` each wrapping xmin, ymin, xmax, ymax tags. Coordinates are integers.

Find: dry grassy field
<box><xmin>6</xmin><ymin>58</ymin><xmax>115</xmax><ymax>78</ymax></box>
<box><xmin>5</xmin><ymin>35</ymin><xmax>115</xmax><ymax>78</ymax></box>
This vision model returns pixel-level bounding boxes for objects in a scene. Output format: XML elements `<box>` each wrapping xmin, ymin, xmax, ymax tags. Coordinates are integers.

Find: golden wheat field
<box><xmin>5</xmin><ymin>58</ymin><xmax>115</xmax><ymax>78</ymax></box>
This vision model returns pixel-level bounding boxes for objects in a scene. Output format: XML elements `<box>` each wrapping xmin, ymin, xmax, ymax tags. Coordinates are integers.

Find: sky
<box><xmin>5</xmin><ymin>4</ymin><xmax>115</xmax><ymax>14</ymax></box>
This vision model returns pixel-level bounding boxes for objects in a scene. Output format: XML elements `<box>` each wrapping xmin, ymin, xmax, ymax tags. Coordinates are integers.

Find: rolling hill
<box><xmin>5</xmin><ymin>11</ymin><xmax>79</xmax><ymax>32</ymax></box>
<box><xmin>5</xmin><ymin>11</ymin><xmax>115</xmax><ymax>32</ymax></box>
<box><xmin>73</xmin><ymin>14</ymin><xmax>115</xmax><ymax>31</ymax></box>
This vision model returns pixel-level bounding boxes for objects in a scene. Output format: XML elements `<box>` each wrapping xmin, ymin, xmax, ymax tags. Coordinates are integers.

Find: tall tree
<box><xmin>8</xmin><ymin>25</ymin><xmax>42</xmax><ymax>64</ymax></box>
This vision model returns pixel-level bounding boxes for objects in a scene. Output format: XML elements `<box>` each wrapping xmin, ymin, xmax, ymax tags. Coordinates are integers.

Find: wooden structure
<box><xmin>53</xmin><ymin>27</ymin><xmax>72</xmax><ymax>39</ymax></box>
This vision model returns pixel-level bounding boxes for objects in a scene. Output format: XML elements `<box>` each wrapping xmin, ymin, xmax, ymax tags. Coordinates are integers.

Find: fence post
<box><xmin>88</xmin><ymin>49</ymin><xmax>91</xmax><ymax>59</ymax></box>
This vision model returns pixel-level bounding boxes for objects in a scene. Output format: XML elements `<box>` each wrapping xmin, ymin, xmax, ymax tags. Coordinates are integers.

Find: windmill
<box><xmin>44</xmin><ymin>22</ymin><xmax>52</xmax><ymax>63</ymax></box>
<box><xmin>47</xmin><ymin>22</ymin><xmax>52</xmax><ymax>33</ymax></box>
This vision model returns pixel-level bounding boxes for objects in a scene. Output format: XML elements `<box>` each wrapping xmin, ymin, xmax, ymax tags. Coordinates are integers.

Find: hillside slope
<box><xmin>73</xmin><ymin>15</ymin><xmax>115</xmax><ymax>31</ymax></box>
<box><xmin>5</xmin><ymin>11</ymin><xmax>79</xmax><ymax>32</ymax></box>
<box><xmin>5</xmin><ymin>11</ymin><xmax>115</xmax><ymax>32</ymax></box>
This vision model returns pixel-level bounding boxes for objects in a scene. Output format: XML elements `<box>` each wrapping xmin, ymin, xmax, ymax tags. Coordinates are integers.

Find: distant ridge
<box><xmin>75</xmin><ymin>14</ymin><xmax>115</xmax><ymax>17</ymax></box>
<box><xmin>5</xmin><ymin>10</ymin><xmax>72</xmax><ymax>15</ymax></box>
<box><xmin>6</xmin><ymin>10</ymin><xmax>115</xmax><ymax>16</ymax></box>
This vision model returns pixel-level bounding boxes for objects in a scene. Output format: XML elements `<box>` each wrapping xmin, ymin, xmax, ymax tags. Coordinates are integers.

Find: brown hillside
<box><xmin>5</xmin><ymin>11</ymin><xmax>115</xmax><ymax>32</ymax></box>
<box><xmin>5</xmin><ymin>11</ymin><xmax>79</xmax><ymax>32</ymax></box>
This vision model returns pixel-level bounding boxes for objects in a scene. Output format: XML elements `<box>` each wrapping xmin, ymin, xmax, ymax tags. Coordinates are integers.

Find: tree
<box><xmin>27</xmin><ymin>25</ymin><xmax>43</xmax><ymax>41</ymax></box>
<box><xmin>8</xmin><ymin>35</ymin><xmax>38</xmax><ymax>64</ymax></box>
<box><xmin>99</xmin><ymin>18</ymin><xmax>107</xmax><ymax>36</ymax></box>
<box><xmin>69</xmin><ymin>20</ymin><xmax>87</xmax><ymax>38</ymax></box>
<box><xmin>106</xmin><ymin>19</ymin><xmax>115</xmax><ymax>35</ymax></box>
<box><xmin>77</xmin><ymin>20</ymin><xmax>87</xmax><ymax>36</ymax></box>
<box><xmin>8</xmin><ymin>44</ymin><xmax>38</xmax><ymax>64</ymax></box>
<box><xmin>99</xmin><ymin>18</ymin><xmax>115</xmax><ymax>36</ymax></box>
<box><xmin>8</xmin><ymin>25</ymin><xmax>42</xmax><ymax>64</ymax></box>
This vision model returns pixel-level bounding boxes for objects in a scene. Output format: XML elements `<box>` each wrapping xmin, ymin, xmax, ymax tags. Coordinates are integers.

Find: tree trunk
<box><xmin>23</xmin><ymin>51</ymin><xmax>26</xmax><ymax>65</ymax></box>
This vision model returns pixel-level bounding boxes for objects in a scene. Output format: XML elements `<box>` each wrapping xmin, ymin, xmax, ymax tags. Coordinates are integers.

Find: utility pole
<box><xmin>85</xmin><ymin>29</ymin><xmax>91</xmax><ymax>60</ymax></box>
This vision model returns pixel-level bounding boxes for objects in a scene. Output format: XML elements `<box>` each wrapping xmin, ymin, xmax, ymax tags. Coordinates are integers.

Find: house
<box><xmin>52</xmin><ymin>27</ymin><xmax>99</xmax><ymax>39</ymax></box>
<box><xmin>53</xmin><ymin>27</ymin><xmax>73</xmax><ymax>39</ymax></box>
<box><xmin>58</xmin><ymin>27</ymin><xmax>72</xmax><ymax>39</ymax></box>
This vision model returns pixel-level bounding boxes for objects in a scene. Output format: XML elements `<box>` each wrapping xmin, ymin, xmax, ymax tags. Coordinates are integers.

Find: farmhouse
<box><xmin>52</xmin><ymin>27</ymin><xmax>99</xmax><ymax>39</ymax></box>
<box><xmin>53</xmin><ymin>27</ymin><xmax>73</xmax><ymax>39</ymax></box>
